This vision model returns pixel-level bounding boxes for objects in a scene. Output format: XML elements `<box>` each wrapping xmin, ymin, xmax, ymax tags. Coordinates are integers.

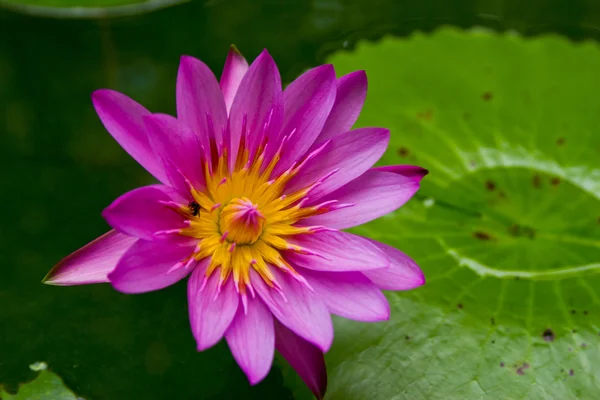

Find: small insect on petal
<box><xmin>189</xmin><ymin>201</ymin><xmax>201</xmax><ymax>216</ymax></box>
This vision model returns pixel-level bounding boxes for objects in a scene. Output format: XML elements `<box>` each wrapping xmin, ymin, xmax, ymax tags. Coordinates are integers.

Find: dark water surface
<box><xmin>1</xmin><ymin>0</ymin><xmax>600</xmax><ymax>398</ymax></box>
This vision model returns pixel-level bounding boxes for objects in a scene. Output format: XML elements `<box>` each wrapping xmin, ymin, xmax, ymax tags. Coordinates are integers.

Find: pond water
<box><xmin>1</xmin><ymin>0</ymin><xmax>599</xmax><ymax>398</ymax></box>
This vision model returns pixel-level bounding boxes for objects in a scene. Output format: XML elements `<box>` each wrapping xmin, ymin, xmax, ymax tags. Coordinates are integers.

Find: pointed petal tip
<box><xmin>41</xmin><ymin>270</ymin><xmax>59</xmax><ymax>285</ymax></box>
<box><xmin>374</xmin><ymin>164</ymin><xmax>429</xmax><ymax>182</ymax></box>
<box><xmin>43</xmin><ymin>230</ymin><xmax>140</xmax><ymax>288</ymax></box>
<box><xmin>382</xmin><ymin>251</ymin><xmax>426</xmax><ymax>290</ymax></box>
<box><xmin>417</xmin><ymin>167</ymin><xmax>429</xmax><ymax>177</ymax></box>
<box><xmin>351</xmin><ymin>69</ymin><xmax>367</xmax><ymax>78</ymax></box>
<box><xmin>359</xmin><ymin>240</ymin><xmax>427</xmax><ymax>291</ymax></box>
<box><xmin>317</xmin><ymin>371</ymin><xmax>328</xmax><ymax>400</ymax></box>
<box><xmin>42</xmin><ymin>260</ymin><xmax>74</xmax><ymax>285</ymax></box>
<box><xmin>90</xmin><ymin>89</ymin><xmax>102</xmax><ymax>102</ymax></box>
<box><xmin>401</xmin><ymin>265</ymin><xmax>426</xmax><ymax>290</ymax></box>
<box><xmin>194</xmin><ymin>335</ymin><xmax>224</xmax><ymax>352</ymax></box>
<box><xmin>416</xmin><ymin>270</ymin><xmax>427</xmax><ymax>286</ymax></box>
<box><xmin>179</xmin><ymin>55</ymin><xmax>206</xmax><ymax>72</ymax></box>
<box><xmin>317</xmin><ymin>343</ymin><xmax>330</xmax><ymax>354</ymax></box>
<box><xmin>255</xmin><ymin>49</ymin><xmax>277</xmax><ymax>66</ymax></box>
<box><xmin>274</xmin><ymin>321</ymin><xmax>328</xmax><ymax>399</ymax></box>
<box><xmin>196</xmin><ymin>342</ymin><xmax>212</xmax><ymax>352</ymax></box>
<box><xmin>309</xmin><ymin>64</ymin><xmax>336</xmax><ymax>80</ymax></box>
<box><xmin>90</xmin><ymin>88</ymin><xmax>110</xmax><ymax>98</ymax></box>
<box><xmin>412</xmin><ymin>167</ymin><xmax>429</xmax><ymax>183</ymax></box>
<box><xmin>226</xmin><ymin>44</ymin><xmax>248</xmax><ymax>65</ymax></box>
<box><xmin>324</xmin><ymin>64</ymin><xmax>337</xmax><ymax>80</ymax></box>
<box><xmin>383</xmin><ymin>302</ymin><xmax>392</xmax><ymax>320</ymax></box>
<box><xmin>246</xmin><ymin>369</ymin><xmax>270</xmax><ymax>386</ymax></box>
<box><xmin>363</xmin><ymin>126</ymin><xmax>390</xmax><ymax>141</ymax></box>
<box><xmin>100</xmin><ymin>206</ymin><xmax>121</xmax><ymax>233</ymax></box>
<box><xmin>42</xmin><ymin>252</ymin><xmax>101</xmax><ymax>287</ymax></box>
<box><xmin>342</xmin><ymin>69</ymin><xmax>368</xmax><ymax>87</ymax></box>
<box><xmin>229</xmin><ymin>44</ymin><xmax>243</xmax><ymax>56</ymax></box>
<box><xmin>178</xmin><ymin>55</ymin><xmax>196</xmax><ymax>72</ymax></box>
<box><xmin>91</xmin><ymin>88</ymin><xmax>134</xmax><ymax>107</ymax></box>
<box><xmin>41</xmin><ymin>261</ymin><xmax>90</xmax><ymax>287</ymax></box>
<box><xmin>100</xmin><ymin>206</ymin><xmax>111</xmax><ymax>220</ymax></box>
<box><xmin>90</xmin><ymin>88</ymin><xmax>118</xmax><ymax>105</ymax></box>
<box><xmin>179</xmin><ymin>54</ymin><xmax>195</xmax><ymax>63</ymax></box>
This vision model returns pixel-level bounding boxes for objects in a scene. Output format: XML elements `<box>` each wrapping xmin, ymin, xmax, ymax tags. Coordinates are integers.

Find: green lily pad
<box><xmin>0</xmin><ymin>363</ymin><xmax>78</xmax><ymax>399</ymax></box>
<box><xmin>325</xmin><ymin>28</ymin><xmax>600</xmax><ymax>399</ymax></box>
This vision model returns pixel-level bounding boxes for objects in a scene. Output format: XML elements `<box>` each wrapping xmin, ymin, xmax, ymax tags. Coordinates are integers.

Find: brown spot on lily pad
<box><xmin>457</xmin><ymin>303</ymin><xmax>463</xmax><ymax>309</ymax></box>
<box><xmin>485</xmin><ymin>180</ymin><xmax>496</xmax><ymax>191</ymax></box>
<box><xmin>473</xmin><ymin>231</ymin><xmax>494</xmax><ymax>241</ymax></box>
<box><xmin>569</xmin><ymin>369</ymin><xmax>574</xmax><ymax>376</ymax></box>
<box><xmin>482</xmin><ymin>91</ymin><xmax>493</xmax><ymax>101</ymax></box>
<box><xmin>397</xmin><ymin>147</ymin><xmax>409</xmax><ymax>158</ymax></box>
<box><xmin>556</xmin><ymin>137</ymin><xmax>565</xmax><ymax>146</ymax></box>
<box><xmin>500</xmin><ymin>362</ymin><xmax>505</xmax><ymax>367</ymax></box>
<box><xmin>516</xmin><ymin>362</ymin><xmax>531</xmax><ymax>375</ymax></box>
<box><xmin>542</xmin><ymin>328</ymin><xmax>555</xmax><ymax>342</ymax></box>
<box><xmin>550</xmin><ymin>177</ymin><xmax>561</xmax><ymax>187</ymax></box>
<box><xmin>416</xmin><ymin>110</ymin><xmax>433</xmax><ymax>120</ymax></box>
<box><xmin>532</xmin><ymin>174</ymin><xmax>542</xmax><ymax>188</ymax></box>
<box><xmin>523</xmin><ymin>227</ymin><xmax>536</xmax><ymax>239</ymax></box>
<box><xmin>509</xmin><ymin>224</ymin><xmax>536</xmax><ymax>239</ymax></box>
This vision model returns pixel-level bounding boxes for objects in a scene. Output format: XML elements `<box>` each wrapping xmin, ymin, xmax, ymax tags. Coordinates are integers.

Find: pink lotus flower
<box><xmin>44</xmin><ymin>46</ymin><xmax>426</xmax><ymax>399</ymax></box>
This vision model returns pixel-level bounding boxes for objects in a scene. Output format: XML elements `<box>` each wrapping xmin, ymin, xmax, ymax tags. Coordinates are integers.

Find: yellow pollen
<box><xmin>176</xmin><ymin>141</ymin><xmax>333</xmax><ymax>293</ymax></box>
<box><xmin>219</xmin><ymin>198</ymin><xmax>265</xmax><ymax>244</ymax></box>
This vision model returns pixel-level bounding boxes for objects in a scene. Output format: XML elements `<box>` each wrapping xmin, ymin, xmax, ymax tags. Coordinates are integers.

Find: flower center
<box><xmin>219</xmin><ymin>197</ymin><xmax>265</xmax><ymax>245</ymax></box>
<box><xmin>174</xmin><ymin>139</ymin><xmax>345</xmax><ymax>294</ymax></box>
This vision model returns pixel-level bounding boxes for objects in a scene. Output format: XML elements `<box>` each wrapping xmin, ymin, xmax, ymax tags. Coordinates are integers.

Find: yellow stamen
<box><xmin>176</xmin><ymin>141</ymin><xmax>328</xmax><ymax>292</ymax></box>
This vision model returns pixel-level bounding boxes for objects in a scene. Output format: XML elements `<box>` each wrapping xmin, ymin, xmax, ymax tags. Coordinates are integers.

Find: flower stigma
<box><xmin>220</xmin><ymin>198</ymin><xmax>265</xmax><ymax>244</ymax></box>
